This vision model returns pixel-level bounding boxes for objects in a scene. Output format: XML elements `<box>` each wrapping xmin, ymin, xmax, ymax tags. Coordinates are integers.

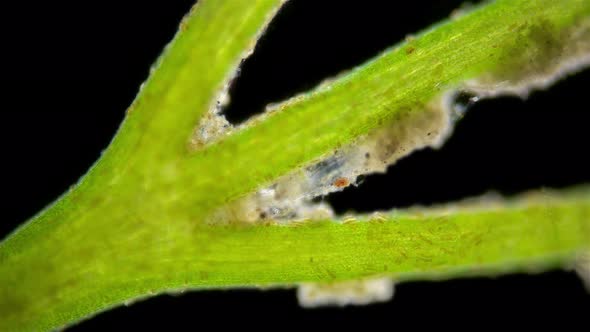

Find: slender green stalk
<box><xmin>1</xmin><ymin>0</ymin><xmax>590</xmax><ymax>330</ymax></box>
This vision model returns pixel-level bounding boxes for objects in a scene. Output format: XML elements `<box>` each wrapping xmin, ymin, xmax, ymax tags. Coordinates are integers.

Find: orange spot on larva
<box><xmin>333</xmin><ymin>177</ymin><xmax>350</xmax><ymax>188</ymax></box>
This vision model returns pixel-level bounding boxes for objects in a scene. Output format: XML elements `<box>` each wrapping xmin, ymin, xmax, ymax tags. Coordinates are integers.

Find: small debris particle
<box><xmin>180</xmin><ymin>17</ymin><xmax>189</xmax><ymax>32</ymax></box>
<box><xmin>406</xmin><ymin>46</ymin><xmax>415</xmax><ymax>55</ymax></box>
<box><xmin>333</xmin><ymin>177</ymin><xmax>350</xmax><ymax>188</ymax></box>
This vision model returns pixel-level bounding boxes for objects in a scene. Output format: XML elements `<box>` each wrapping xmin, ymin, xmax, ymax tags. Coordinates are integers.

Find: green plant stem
<box><xmin>3</xmin><ymin>188</ymin><xmax>590</xmax><ymax>331</ymax></box>
<box><xmin>2</xmin><ymin>0</ymin><xmax>590</xmax><ymax>331</ymax></box>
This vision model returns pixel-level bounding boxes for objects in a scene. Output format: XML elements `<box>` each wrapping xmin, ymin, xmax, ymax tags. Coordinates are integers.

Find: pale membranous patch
<box><xmin>206</xmin><ymin>92</ymin><xmax>456</xmax><ymax>225</ymax></box>
<box><xmin>297</xmin><ymin>278</ymin><xmax>395</xmax><ymax>308</ymax></box>
<box><xmin>190</xmin><ymin>90</ymin><xmax>233</xmax><ymax>148</ymax></box>
<box><xmin>465</xmin><ymin>17</ymin><xmax>590</xmax><ymax>98</ymax></box>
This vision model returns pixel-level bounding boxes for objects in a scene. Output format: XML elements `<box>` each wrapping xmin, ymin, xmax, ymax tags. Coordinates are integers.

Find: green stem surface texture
<box><xmin>2</xmin><ymin>0</ymin><xmax>590</xmax><ymax>330</ymax></box>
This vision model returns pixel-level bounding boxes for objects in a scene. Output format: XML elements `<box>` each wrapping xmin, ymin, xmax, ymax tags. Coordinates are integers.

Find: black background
<box><xmin>2</xmin><ymin>1</ymin><xmax>590</xmax><ymax>330</ymax></box>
